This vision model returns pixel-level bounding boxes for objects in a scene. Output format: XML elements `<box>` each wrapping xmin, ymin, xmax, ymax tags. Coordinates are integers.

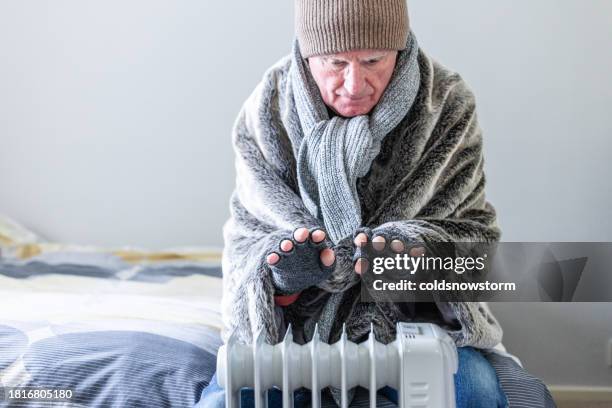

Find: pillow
<box><xmin>1</xmin><ymin>321</ymin><xmax>221</xmax><ymax>408</ymax></box>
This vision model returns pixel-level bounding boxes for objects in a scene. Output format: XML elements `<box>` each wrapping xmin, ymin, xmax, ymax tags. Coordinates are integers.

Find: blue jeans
<box><xmin>195</xmin><ymin>347</ymin><xmax>507</xmax><ymax>407</ymax></box>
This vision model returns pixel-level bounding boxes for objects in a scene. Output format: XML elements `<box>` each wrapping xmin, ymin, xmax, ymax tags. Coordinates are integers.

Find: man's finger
<box><xmin>391</xmin><ymin>239</ymin><xmax>405</xmax><ymax>253</ymax></box>
<box><xmin>353</xmin><ymin>232</ymin><xmax>368</xmax><ymax>247</ymax></box>
<box><xmin>266</xmin><ymin>252</ymin><xmax>280</xmax><ymax>265</ymax></box>
<box><xmin>280</xmin><ymin>239</ymin><xmax>294</xmax><ymax>252</ymax></box>
<box><xmin>354</xmin><ymin>258</ymin><xmax>369</xmax><ymax>275</ymax></box>
<box><xmin>293</xmin><ymin>227</ymin><xmax>309</xmax><ymax>243</ymax></box>
<box><xmin>320</xmin><ymin>248</ymin><xmax>335</xmax><ymax>267</ymax></box>
<box><xmin>372</xmin><ymin>235</ymin><xmax>386</xmax><ymax>251</ymax></box>
<box><xmin>409</xmin><ymin>246</ymin><xmax>426</xmax><ymax>257</ymax></box>
<box><xmin>311</xmin><ymin>229</ymin><xmax>326</xmax><ymax>243</ymax></box>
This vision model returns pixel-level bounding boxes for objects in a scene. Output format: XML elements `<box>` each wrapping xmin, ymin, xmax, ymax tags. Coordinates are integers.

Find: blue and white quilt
<box><xmin>0</xmin><ymin>252</ymin><xmax>224</xmax><ymax>407</ymax></box>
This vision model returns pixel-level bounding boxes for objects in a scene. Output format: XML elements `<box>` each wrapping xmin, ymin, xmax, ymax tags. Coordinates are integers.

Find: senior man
<box><xmin>197</xmin><ymin>0</ymin><xmax>556</xmax><ymax>407</ymax></box>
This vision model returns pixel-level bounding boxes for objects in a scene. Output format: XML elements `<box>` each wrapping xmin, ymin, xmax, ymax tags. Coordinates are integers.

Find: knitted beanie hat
<box><xmin>295</xmin><ymin>0</ymin><xmax>410</xmax><ymax>58</ymax></box>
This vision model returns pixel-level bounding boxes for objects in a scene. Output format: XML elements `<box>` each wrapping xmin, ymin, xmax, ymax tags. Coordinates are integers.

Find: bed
<box><xmin>0</xmin><ymin>216</ymin><xmax>224</xmax><ymax>407</ymax></box>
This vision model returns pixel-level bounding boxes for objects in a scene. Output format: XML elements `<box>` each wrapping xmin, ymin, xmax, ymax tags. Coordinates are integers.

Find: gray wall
<box><xmin>1</xmin><ymin>1</ymin><xmax>611</xmax><ymax>387</ymax></box>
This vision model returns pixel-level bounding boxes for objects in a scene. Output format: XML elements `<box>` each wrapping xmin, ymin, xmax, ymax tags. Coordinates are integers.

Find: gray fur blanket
<box><xmin>221</xmin><ymin>39</ymin><xmax>503</xmax><ymax>351</ymax></box>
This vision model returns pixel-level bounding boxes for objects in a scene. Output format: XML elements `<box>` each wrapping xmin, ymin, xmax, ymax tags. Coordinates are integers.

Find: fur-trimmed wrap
<box><xmin>220</xmin><ymin>36</ymin><xmax>503</xmax><ymax>353</ymax></box>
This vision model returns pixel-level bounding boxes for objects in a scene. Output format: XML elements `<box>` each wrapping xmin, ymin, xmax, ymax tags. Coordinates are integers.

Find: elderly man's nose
<box><xmin>344</xmin><ymin>65</ymin><xmax>365</xmax><ymax>95</ymax></box>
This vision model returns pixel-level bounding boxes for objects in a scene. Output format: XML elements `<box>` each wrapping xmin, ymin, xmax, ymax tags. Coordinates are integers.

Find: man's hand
<box><xmin>353</xmin><ymin>228</ymin><xmax>425</xmax><ymax>274</ymax></box>
<box><xmin>266</xmin><ymin>227</ymin><xmax>336</xmax><ymax>295</ymax></box>
<box><xmin>266</xmin><ymin>227</ymin><xmax>335</xmax><ymax>267</ymax></box>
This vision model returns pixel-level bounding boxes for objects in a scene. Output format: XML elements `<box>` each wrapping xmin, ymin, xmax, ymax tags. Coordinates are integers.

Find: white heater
<box><xmin>216</xmin><ymin>322</ymin><xmax>458</xmax><ymax>408</ymax></box>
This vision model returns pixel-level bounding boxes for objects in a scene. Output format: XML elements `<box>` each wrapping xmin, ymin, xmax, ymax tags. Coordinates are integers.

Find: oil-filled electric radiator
<box><xmin>216</xmin><ymin>322</ymin><xmax>458</xmax><ymax>408</ymax></box>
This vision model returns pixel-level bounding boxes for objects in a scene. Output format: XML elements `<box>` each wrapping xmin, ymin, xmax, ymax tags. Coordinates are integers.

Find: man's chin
<box><xmin>335</xmin><ymin>104</ymin><xmax>374</xmax><ymax>117</ymax></box>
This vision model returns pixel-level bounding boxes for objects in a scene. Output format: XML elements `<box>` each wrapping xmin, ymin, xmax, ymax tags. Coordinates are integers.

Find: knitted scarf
<box><xmin>291</xmin><ymin>33</ymin><xmax>421</xmax><ymax>244</ymax></box>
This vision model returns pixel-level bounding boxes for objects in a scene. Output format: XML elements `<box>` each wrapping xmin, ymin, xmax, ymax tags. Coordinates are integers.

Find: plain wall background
<box><xmin>1</xmin><ymin>0</ymin><xmax>611</xmax><ymax>387</ymax></box>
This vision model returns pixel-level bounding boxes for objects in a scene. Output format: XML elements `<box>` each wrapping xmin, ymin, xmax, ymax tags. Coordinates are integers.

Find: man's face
<box><xmin>308</xmin><ymin>49</ymin><xmax>398</xmax><ymax>117</ymax></box>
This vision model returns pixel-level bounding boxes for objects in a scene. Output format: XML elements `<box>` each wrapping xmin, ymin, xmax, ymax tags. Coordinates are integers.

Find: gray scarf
<box><xmin>289</xmin><ymin>32</ymin><xmax>421</xmax><ymax>244</ymax></box>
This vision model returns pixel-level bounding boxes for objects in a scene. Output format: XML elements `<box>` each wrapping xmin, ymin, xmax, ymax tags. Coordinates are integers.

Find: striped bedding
<box><xmin>0</xmin><ymin>250</ymin><xmax>224</xmax><ymax>407</ymax></box>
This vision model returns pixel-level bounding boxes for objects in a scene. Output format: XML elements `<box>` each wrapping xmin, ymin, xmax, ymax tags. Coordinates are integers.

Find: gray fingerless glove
<box><xmin>352</xmin><ymin>226</ymin><xmax>425</xmax><ymax>266</ymax></box>
<box><xmin>352</xmin><ymin>225</ymin><xmax>455</xmax><ymax>264</ymax></box>
<box><xmin>268</xmin><ymin>228</ymin><xmax>336</xmax><ymax>295</ymax></box>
